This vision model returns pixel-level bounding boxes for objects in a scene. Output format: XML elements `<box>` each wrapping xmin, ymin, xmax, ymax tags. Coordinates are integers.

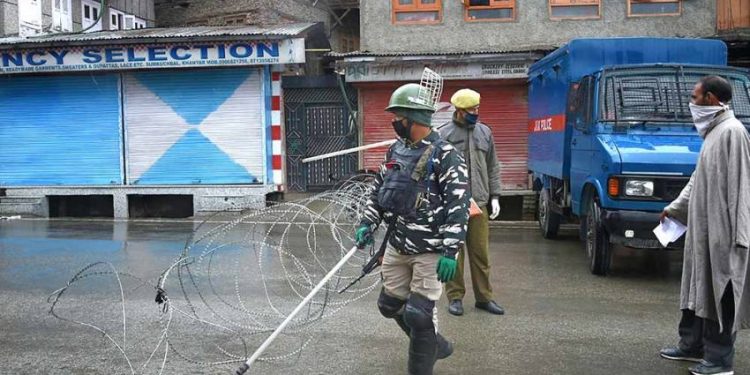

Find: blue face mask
<box><xmin>464</xmin><ymin>113</ymin><xmax>479</xmax><ymax>125</ymax></box>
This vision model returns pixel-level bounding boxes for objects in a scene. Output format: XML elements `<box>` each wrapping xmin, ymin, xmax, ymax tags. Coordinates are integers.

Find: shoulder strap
<box><xmin>412</xmin><ymin>139</ymin><xmax>448</xmax><ymax>182</ymax></box>
<box><xmin>385</xmin><ymin>142</ymin><xmax>397</xmax><ymax>161</ymax></box>
<box><xmin>411</xmin><ymin>144</ymin><xmax>435</xmax><ymax>181</ymax></box>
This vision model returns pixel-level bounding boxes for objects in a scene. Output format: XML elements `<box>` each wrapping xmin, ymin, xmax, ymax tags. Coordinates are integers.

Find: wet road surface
<box><xmin>1</xmin><ymin>219</ymin><xmax>748</xmax><ymax>374</ymax></box>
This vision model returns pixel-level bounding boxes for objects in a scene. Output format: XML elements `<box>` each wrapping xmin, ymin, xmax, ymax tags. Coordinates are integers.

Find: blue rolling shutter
<box><xmin>0</xmin><ymin>74</ymin><xmax>123</xmax><ymax>186</ymax></box>
<box><xmin>123</xmin><ymin>68</ymin><xmax>266</xmax><ymax>185</ymax></box>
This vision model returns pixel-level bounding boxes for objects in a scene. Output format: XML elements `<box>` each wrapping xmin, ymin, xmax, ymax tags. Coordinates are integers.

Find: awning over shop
<box><xmin>0</xmin><ymin>23</ymin><xmax>328</xmax><ymax>75</ymax></box>
<box><xmin>330</xmin><ymin>48</ymin><xmax>549</xmax><ymax>83</ymax></box>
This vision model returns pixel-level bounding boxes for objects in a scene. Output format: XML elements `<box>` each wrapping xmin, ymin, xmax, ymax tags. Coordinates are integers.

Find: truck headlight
<box><xmin>625</xmin><ymin>180</ymin><xmax>654</xmax><ymax>197</ymax></box>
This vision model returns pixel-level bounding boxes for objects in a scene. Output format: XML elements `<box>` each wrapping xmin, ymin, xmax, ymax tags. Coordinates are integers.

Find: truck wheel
<box><xmin>578</xmin><ymin>217</ymin><xmax>587</xmax><ymax>242</ymax></box>
<box><xmin>585</xmin><ymin>196</ymin><xmax>611</xmax><ymax>276</ymax></box>
<box><xmin>538</xmin><ymin>189</ymin><xmax>561</xmax><ymax>239</ymax></box>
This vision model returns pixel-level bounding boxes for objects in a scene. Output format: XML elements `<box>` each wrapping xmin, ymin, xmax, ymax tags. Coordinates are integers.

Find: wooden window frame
<box><xmin>124</xmin><ymin>14</ymin><xmax>136</xmax><ymax>30</ymax></box>
<box><xmin>134</xmin><ymin>18</ymin><xmax>147</xmax><ymax>29</ymax></box>
<box><xmin>109</xmin><ymin>8</ymin><xmax>126</xmax><ymax>30</ymax></box>
<box><xmin>549</xmin><ymin>0</ymin><xmax>601</xmax><ymax>21</ymax></box>
<box><xmin>52</xmin><ymin>0</ymin><xmax>73</xmax><ymax>31</ymax></box>
<box><xmin>82</xmin><ymin>0</ymin><xmax>102</xmax><ymax>32</ymax></box>
<box><xmin>392</xmin><ymin>0</ymin><xmax>442</xmax><ymax>25</ymax></box>
<box><xmin>627</xmin><ymin>0</ymin><xmax>681</xmax><ymax>18</ymax></box>
<box><xmin>464</xmin><ymin>0</ymin><xmax>516</xmax><ymax>22</ymax></box>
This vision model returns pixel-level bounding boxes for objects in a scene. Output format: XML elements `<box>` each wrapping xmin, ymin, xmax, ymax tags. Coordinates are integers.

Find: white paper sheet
<box><xmin>653</xmin><ymin>217</ymin><xmax>687</xmax><ymax>247</ymax></box>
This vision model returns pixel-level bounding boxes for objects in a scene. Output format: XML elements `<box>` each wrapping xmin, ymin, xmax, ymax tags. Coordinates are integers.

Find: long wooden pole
<box><xmin>301</xmin><ymin>139</ymin><xmax>396</xmax><ymax>163</ymax></box>
<box><xmin>234</xmin><ymin>246</ymin><xmax>360</xmax><ymax>374</ymax></box>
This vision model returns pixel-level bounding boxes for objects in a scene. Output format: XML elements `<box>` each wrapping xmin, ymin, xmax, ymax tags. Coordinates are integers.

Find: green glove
<box><xmin>436</xmin><ymin>256</ymin><xmax>457</xmax><ymax>282</ymax></box>
<box><xmin>355</xmin><ymin>225</ymin><xmax>374</xmax><ymax>248</ymax></box>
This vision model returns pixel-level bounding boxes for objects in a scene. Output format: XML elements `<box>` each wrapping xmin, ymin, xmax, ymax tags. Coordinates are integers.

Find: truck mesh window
<box><xmin>602</xmin><ymin>68</ymin><xmax>750</xmax><ymax>124</ymax></box>
<box><xmin>730</xmin><ymin>79</ymin><xmax>750</xmax><ymax>119</ymax></box>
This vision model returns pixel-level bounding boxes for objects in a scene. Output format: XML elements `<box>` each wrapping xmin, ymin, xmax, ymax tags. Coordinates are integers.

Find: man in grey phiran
<box><xmin>659</xmin><ymin>76</ymin><xmax>750</xmax><ymax>375</ymax></box>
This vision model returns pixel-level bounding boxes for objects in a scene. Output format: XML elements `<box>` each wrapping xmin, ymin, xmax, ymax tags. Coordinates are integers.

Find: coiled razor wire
<box><xmin>46</xmin><ymin>175</ymin><xmax>384</xmax><ymax>374</ymax></box>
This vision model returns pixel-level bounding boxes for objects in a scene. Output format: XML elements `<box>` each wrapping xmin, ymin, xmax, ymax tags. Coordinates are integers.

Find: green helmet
<box><xmin>385</xmin><ymin>83</ymin><xmax>436</xmax><ymax>113</ymax></box>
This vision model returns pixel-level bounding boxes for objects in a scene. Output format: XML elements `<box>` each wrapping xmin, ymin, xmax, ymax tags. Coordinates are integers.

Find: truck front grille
<box><xmin>659</xmin><ymin>179</ymin><xmax>689</xmax><ymax>201</ymax></box>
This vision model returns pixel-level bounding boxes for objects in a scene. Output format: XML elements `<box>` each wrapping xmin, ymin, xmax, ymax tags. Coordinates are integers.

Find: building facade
<box><xmin>340</xmin><ymin>0</ymin><xmax>723</xmax><ymax>219</ymax></box>
<box><xmin>361</xmin><ymin>0</ymin><xmax>715</xmax><ymax>53</ymax></box>
<box><xmin>0</xmin><ymin>24</ymin><xmax>326</xmax><ymax>218</ymax></box>
<box><xmin>154</xmin><ymin>0</ymin><xmax>359</xmax><ymax>54</ymax></box>
<box><xmin>155</xmin><ymin>0</ymin><xmax>362</xmax><ymax>194</ymax></box>
<box><xmin>716</xmin><ymin>0</ymin><xmax>750</xmax><ymax>67</ymax></box>
<box><xmin>1</xmin><ymin>0</ymin><xmax>155</xmax><ymax>37</ymax></box>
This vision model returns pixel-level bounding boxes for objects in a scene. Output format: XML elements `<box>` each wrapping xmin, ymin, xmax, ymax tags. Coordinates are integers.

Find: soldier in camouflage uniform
<box><xmin>355</xmin><ymin>83</ymin><xmax>470</xmax><ymax>375</ymax></box>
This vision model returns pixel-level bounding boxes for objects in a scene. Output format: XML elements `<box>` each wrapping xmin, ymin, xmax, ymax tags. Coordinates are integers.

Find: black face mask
<box><xmin>392</xmin><ymin>118</ymin><xmax>413</xmax><ymax>140</ymax></box>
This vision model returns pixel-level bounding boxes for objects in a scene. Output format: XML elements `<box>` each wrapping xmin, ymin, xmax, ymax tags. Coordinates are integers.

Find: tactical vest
<box><xmin>378</xmin><ymin>139</ymin><xmax>443</xmax><ymax>221</ymax></box>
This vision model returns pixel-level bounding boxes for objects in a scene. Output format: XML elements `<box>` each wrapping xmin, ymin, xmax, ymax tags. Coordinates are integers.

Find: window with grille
<box><xmin>628</xmin><ymin>0</ymin><xmax>681</xmax><ymax>17</ymax></box>
<box><xmin>600</xmin><ymin>67</ymin><xmax>750</xmax><ymax>125</ymax></box>
<box><xmin>549</xmin><ymin>0</ymin><xmax>600</xmax><ymax>20</ymax></box>
<box><xmin>392</xmin><ymin>0</ymin><xmax>442</xmax><ymax>24</ymax></box>
<box><xmin>464</xmin><ymin>0</ymin><xmax>515</xmax><ymax>22</ymax></box>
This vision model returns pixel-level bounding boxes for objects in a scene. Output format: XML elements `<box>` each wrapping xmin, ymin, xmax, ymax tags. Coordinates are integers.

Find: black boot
<box><xmin>435</xmin><ymin>333</ymin><xmax>454</xmax><ymax>360</ymax></box>
<box><xmin>395</xmin><ymin>313</ymin><xmax>411</xmax><ymax>335</ymax></box>
<box><xmin>394</xmin><ymin>315</ymin><xmax>452</xmax><ymax>360</ymax></box>
<box><xmin>403</xmin><ymin>294</ymin><xmax>439</xmax><ymax>375</ymax></box>
<box><xmin>408</xmin><ymin>327</ymin><xmax>438</xmax><ymax>375</ymax></box>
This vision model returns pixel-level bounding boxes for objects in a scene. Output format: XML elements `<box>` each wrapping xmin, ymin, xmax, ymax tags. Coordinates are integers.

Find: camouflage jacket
<box><xmin>360</xmin><ymin>131</ymin><xmax>470</xmax><ymax>259</ymax></box>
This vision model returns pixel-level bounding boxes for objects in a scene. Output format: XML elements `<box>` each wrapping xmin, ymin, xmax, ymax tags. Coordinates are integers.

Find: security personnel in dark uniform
<box><xmin>355</xmin><ymin>83</ymin><xmax>471</xmax><ymax>375</ymax></box>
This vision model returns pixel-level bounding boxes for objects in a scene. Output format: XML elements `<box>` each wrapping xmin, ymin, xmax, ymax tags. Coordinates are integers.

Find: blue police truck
<box><xmin>527</xmin><ymin>38</ymin><xmax>750</xmax><ymax>275</ymax></box>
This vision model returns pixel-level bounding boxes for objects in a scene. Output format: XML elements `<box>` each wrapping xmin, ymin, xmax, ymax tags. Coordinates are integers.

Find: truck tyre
<box><xmin>585</xmin><ymin>196</ymin><xmax>611</xmax><ymax>276</ymax></box>
<box><xmin>538</xmin><ymin>189</ymin><xmax>561</xmax><ymax>239</ymax></box>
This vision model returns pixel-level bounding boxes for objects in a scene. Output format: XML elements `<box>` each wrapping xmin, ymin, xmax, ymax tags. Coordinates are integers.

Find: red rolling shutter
<box><xmin>360</xmin><ymin>85</ymin><xmax>398</xmax><ymax>171</ymax></box>
<box><xmin>359</xmin><ymin>80</ymin><xmax>529</xmax><ymax>191</ymax></box>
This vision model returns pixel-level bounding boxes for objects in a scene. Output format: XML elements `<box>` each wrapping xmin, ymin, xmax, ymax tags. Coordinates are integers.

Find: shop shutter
<box><xmin>361</xmin><ymin>87</ymin><xmax>395</xmax><ymax>171</ymax></box>
<box><xmin>0</xmin><ymin>73</ymin><xmax>123</xmax><ymax>185</ymax></box>
<box><xmin>123</xmin><ymin>68</ymin><xmax>266</xmax><ymax>185</ymax></box>
<box><xmin>465</xmin><ymin>82</ymin><xmax>529</xmax><ymax>191</ymax></box>
<box><xmin>360</xmin><ymin>81</ymin><xmax>529</xmax><ymax>190</ymax></box>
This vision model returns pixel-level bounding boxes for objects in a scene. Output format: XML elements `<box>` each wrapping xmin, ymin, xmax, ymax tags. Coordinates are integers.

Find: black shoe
<box><xmin>436</xmin><ymin>334</ymin><xmax>453</xmax><ymax>360</ymax></box>
<box><xmin>659</xmin><ymin>347</ymin><xmax>703</xmax><ymax>363</ymax></box>
<box><xmin>689</xmin><ymin>360</ymin><xmax>734</xmax><ymax>375</ymax></box>
<box><xmin>475</xmin><ymin>300</ymin><xmax>505</xmax><ymax>315</ymax></box>
<box><xmin>448</xmin><ymin>300</ymin><xmax>463</xmax><ymax>316</ymax></box>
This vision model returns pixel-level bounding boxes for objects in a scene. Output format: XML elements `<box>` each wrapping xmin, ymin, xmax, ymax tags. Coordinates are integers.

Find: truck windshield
<box><xmin>600</xmin><ymin>66</ymin><xmax>750</xmax><ymax>125</ymax></box>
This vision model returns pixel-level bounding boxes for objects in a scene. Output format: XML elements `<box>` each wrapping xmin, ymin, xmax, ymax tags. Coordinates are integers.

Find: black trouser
<box><xmin>678</xmin><ymin>285</ymin><xmax>737</xmax><ymax>367</ymax></box>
